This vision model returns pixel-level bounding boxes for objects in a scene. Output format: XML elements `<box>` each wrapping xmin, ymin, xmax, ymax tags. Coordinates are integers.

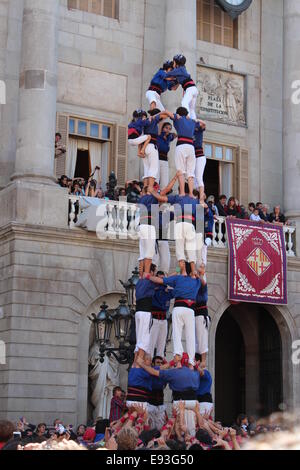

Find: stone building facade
<box><xmin>0</xmin><ymin>0</ymin><xmax>300</xmax><ymax>425</ymax></box>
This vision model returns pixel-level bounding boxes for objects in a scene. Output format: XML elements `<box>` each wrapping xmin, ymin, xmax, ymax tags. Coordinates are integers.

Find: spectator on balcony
<box><xmin>126</xmin><ymin>180</ymin><xmax>142</xmax><ymax>203</ymax></box>
<box><xmin>269</xmin><ymin>206</ymin><xmax>286</xmax><ymax>225</ymax></box>
<box><xmin>96</xmin><ymin>189</ymin><xmax>106</xmax><ymax>200</ymax></box>
<box><xmin>70</xmin><ymin>180</ymin><xmax>84</xmax><ymax>197</ymax></box>
<box><xmin>118</xmin><ymin>188</ymin><xmax>127</xmax><ymax>200</ymax></box>
<box><xmin>216</xmin><ymin>195</ymin><xmax>227</xmax><ymax>217</ymax></box>
<box><xmin>58</xmin><ymin>175</ymin><xmax>70</xmax><ymax>189</ymax></box>
<box><xmin>206</xmin><ymin>195</ymin><xmax>218</xmax><ymax>216</ymax></box>
<box><xmin>250</xmin><ymin>208</ymin><xmax>262</xmax><ymax>222</ymax></box>
<box><xmin>225</xmin><ymin>197</ymin><xmax>239</xmax><ymax>218</ymax></box>
<box><xmin>248</xmin><ymin>202</ymin><xmax>255</xmax><ymax>217</ymax></box>
<box><xmin>234</xmin><ymin>199</ymin><xmax>244</xmax><ymax>219</ymax></box>
<box><xmin>55</xmin><ymin>132</ymin><xmax>66</xmax><ymax>159</ymax></box>
<box><xmin>85</xmin><ymin>179</ymin><xmax>103</xmax><ymax>198</ymax></box>
<box><xmin>260</xmin><ymin>204</ymin><xmax>270</xmax><ymax>222</ymax></box>
<box><xmin>240</xmin><ymin>205</ymin><xmax>249</xmax><ymax>219</ymax></box>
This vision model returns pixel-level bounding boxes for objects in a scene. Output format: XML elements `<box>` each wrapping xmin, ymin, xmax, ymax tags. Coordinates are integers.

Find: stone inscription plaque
<box><xmin>196</xmin><ymin>65</ymin><xmax>246</xmax><ymax>126</ymax></box>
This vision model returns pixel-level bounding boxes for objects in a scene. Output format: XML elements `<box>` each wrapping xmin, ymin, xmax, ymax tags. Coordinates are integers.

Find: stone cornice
<box><xmin>0</xmin><ymin>222</ymin><xmax>300</xmax><ymax>269</ymax></box>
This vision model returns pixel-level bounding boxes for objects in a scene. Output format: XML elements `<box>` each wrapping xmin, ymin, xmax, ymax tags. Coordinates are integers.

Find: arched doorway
<box><xmin>215</xmin><ymin>304</ymin><xmax>283</xmax><ymax>425</ymax></box>
<box><xmin>215</xmin><ymin>311</ymin><xmax>245</xmax><ymax>425</ymax></box>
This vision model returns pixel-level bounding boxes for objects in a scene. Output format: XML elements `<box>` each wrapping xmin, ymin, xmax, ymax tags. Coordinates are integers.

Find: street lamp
<box><xmin>89</xmin><ymin>271</ymin><xmax>138</xmax><ymax>365</ymax></box>
<box><xmin>113</xmin><ymin>295</ymin><xmax>131</xmax><ymax>341</ymax></box>
<box><xmin>88</xmin><ymin>302</ymin><xmax>113</xmax><ymax>363</ymax></box>
<box><xmin>119</xmin><ymin>267</ymin><xmax>139</xmax><ymax>310</ymax></box>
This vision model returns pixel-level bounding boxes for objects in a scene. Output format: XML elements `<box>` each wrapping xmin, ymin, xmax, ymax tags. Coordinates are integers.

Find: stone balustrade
<box><xmin>69</xmin><ymin>197</ymin><xmax>296</xmax><ymax>256</ymax></box>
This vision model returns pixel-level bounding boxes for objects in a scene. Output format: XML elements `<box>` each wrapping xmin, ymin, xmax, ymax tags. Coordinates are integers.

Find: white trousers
<box><xmin>195</xmin><ymin>156</ymin><xmax>207</xmax><ymax>188</ymax></box>
<box><xmin>175</xmin><ymin>144</ymin><xmax>196</xmax><ymax>178</ymax></box>
<box><xmin>128</xmin><ymin>134</ymin><xmax>149</xmax><ymax>146</ymax></box>
<box><xmin>182</xmin><ymin>86</ymin><xmax>199</xmax><ymax>120</ymax></box>
<box><xmin>144</xmin><ymin>143</ymin><xmax>159</xmax><ymax>180</ymax></box>
<box><xmin>175</xmin><ymin>222</ymin><xmax>197</xmax><ymax>264</ymax></box>
<box><xmin>195</xmin><ymin>315</ymin><xmax>210</xmax><ymax>355</ymax></box>
<box><xmin>146</xmin><ymin>90</ymin><xmax>165</xmax><ymax>112</ymax></box>
<box><xmin>196</xmin><ymin>233</ymin><xmax>207</xmax><ymax>267</ymax></box>
<box><xmin>199</xmin><ymin>402</ymin><xmax>214</xmax><ymax>417</ymax></box>
<box><xmin>152</xmin><ymin>240</ymin><xmax>171</xmax><ymax>274</ymax></box>
<box><xmin>139</xmin><ymin>224</ymin><xmax>156</xmax><ymax>260</ymax></box>
<box><xmin>159</xmin><ymin>160</ymin><xmax>169</xmax><ymax>189</ymax></box>
<box><xmin>148</xmin><ymin>404</ymin><xmax>166</xmax><ymax>431</ymax></box>
<box><xmin>172</xmin><ymin>307</ymin><xmax>195</xmax><ymax>365</ymax></box>
<box><xmin>149</xmin><ymin>318</ymin><xmax>168</xmax><ymax>358</ymax></box>
<box><xmin>134</xmin><ymin>310</ymin><xmax>152</xmax><ymax>354</ymax></box>
<box><xmin>173</xmin><ymin>400</ymin><xmax>198</xmax><ymax>437</ymax></box>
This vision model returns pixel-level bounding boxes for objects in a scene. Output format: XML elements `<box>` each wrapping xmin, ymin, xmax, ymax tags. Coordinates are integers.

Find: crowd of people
<box><xmin>0</xmin><ymin>410</ymin><xmax>293</xmax><ymax>451</ymax></box>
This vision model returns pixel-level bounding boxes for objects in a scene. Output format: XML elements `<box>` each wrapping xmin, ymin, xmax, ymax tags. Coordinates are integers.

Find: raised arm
<box><xmin>163</xmin><ymin>110</ymin><xmax>175</xmax><ymax>120</ymax></box>
<box><xmin>136</xmin><ymin>358</ymin><xmax>160</xmax><ymax>377</ymax></box>
<box><xmin>144</xmin><ymin>275</ymin><xmax>164</xmax><ymax>285</ymax></box>
<box><xmin>160</xmin><ymin>172</ymin><xmax>179</xmax><ymax>196</ymax></box>
<box><xmin>150</xmin><ymin>190</ymin><xmax>168</xmax><ymax>203</ymax></box>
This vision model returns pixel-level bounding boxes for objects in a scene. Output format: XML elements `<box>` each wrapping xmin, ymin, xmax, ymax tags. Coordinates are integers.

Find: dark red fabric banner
<box><xmin>226</xmin><ymin>219</ymin><xmax>287</xmax><ymax>305</ymax></box>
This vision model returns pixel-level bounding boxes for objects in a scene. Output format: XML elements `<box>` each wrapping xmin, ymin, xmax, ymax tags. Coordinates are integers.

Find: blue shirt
<box><xmin>163</xmin><ymin>275</ymin><xmax>200</xmax><ymax>300</ymax></box>
<box><xmin>167</xmin><ymin>194</ymin><xmax>199</xmax><ymax>221</ymax></box>
<box><xmin>194</xmin><ymin>126</ymin><xmax>205</xmax><ymax>148</ymax></box>
<box><xmin>204</xmin><ymin>207</ymin><xmax>214</xmax><ymax>234</ymax></box>
<box><xmin>157</xmin><ymin>132</ymin><xmax>175</xmax><ymax>155</ymax></box>
<box><xmin>171</xmin><ymin>114</ymin><xmax>200</xmax><ymax>139</ymax></box>
<box><xmin>197</xmin><ymin>370</ymin><xmax>212</xmax><ymax>397</ymax></box>
<box><xmin>136</xmin><ymin>279</ymin><xmax>156</xmax><ymax>301</ymax></box>
<box><xmin>144</xmin><ymin>114</ymin><xmax>161</xmax><ymax>136</ymax></box>
<box><xmin>128</xmin><ymin>118</ymin><xmax>147</xmax><ymax>136</ymax></box>
<box><xmin>152</xmin><ymin>367</ymin><xmax>166</xmax><ymax>391</ymax></box>
<box><xmin>160</xmin><ymin>367</ymin><xmax>200</xmax><ymax>392</ymax></box>
<box><xmin>196</xmin><ymin>283</ymin><xmax>208</xmax><ymax>305</ymax></box>
<box><xmin>150</xmin><ymin>69</ymin><xmax>168</xmax><ymax>93</ymax></box>
<box><xmin>165</xmin><ymin>66</ymin><xmax>192</xmax><ymax>86</ymax></box>
<box><xmin>128</xmin><ymin>367</ymin><xmax>152</xmax><ymax>391</ymax></box>
<box><xmin>139</xmin><ymin>194</ymin><xmax>158</xmax><ymax>215</ymax></box>
<box><xmin>152</xmin><ymin>285</ymin><xmax>173</xmax><ymax>312</ymax></box>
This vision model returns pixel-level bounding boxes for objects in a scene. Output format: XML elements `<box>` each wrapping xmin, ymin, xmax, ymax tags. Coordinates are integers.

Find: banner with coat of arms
<box><xmin>226</xmin><ymin>219</ymin><xmax>287</xmax><ymax>305</ymax></box>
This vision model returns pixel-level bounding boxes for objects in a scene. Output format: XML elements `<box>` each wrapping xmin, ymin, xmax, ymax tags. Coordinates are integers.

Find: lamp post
<box><xmin>89</xmin><ymin>271</ymin><xmax>138</xmax><ymax>365</ymax></box>
<box><xmin>119</xmin><ymin>266</ymin><xmax>139</xmax><ymax>310</ymax></box>
<box><xmin>89</xmin><ymin>302</ymin><xmax>113</xmax><ymax>363</ymax></box>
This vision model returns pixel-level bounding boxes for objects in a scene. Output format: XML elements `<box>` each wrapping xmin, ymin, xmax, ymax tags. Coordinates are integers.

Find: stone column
<box><xmin>283</xmin><ymin>0</ymin><xmax>300</xmax><ymax>255</ymax></box>
<box><xmin>0</xmin><ymin>0</ymin><xmax>24</xmax><ymax>190</ymax></box>
<box><xmin>164</xmin><ymin>0</ymin><xmax>197</xmax><ymax>83</ymax></box>
<box><xmin>164</xmin><ymin>0</ymin><xmax>197</xmax><ymax>177</ymax></box>
<box><xmin>13</xmin><ymin>0</ymin><xmax>59</xmax><ymax>181</ymax></box>
<box><xmin>0</xmin><ymin>0</ymin><xmax>68</xmax><ymax>228</ymax></box>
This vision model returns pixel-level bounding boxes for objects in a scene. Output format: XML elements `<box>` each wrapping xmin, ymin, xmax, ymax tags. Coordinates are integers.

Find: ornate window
<box><xmin>56</xmin><ymin>114</ymin><xmax>127</xmax><ymax>186</ymax></box>
<box><xmin>67</xmin><ymin>0</ymin><xmax>119</xmax><ymax>19</ymax></box>
<box><xmin>197</xmin><ymin>0</ymin><xmax>238</xmax><ymax>48</ymax></box>
<box><xmin>203</xmin><ymin>141</ymin><xmax>249</xmax><ymax>206</ymax></box>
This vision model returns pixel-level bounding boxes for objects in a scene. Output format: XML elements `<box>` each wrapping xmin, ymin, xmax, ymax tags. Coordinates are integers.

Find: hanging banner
<box><xmin>226</xmin><ymin>219</ymin><xmax>287</xmax><ymax>305</ymax></box>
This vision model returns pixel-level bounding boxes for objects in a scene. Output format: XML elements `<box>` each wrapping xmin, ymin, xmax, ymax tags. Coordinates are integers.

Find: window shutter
<box><xmin>91</xmin><ymin>0</ymin><xmax>101</xmax><ymax>15</ymax></box>
<box><xmin>237</xmin><ymin>148</ymin><xmax>249</xmax><ymax>207</ymax></box>
<box><xmin>68</xmin><ymin>0</ymin><xmax>77</xmax><ymax>10</ymax></box>
<box><xmin>116</xmin><ymin>125</ymin><xmax>127</xmax><ymax>186</ymax></box>
<box><xmin>55</xmin><ymin>114</ymin><xmax>69</xmax><ymax>179</ymax></box>
<box><xmin>79</xmin><ymin>0</ymin><xmax>89</xmax><ymax>12</ymax></box>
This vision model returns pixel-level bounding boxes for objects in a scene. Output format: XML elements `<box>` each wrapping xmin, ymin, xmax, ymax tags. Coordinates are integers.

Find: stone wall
<box><xmin>1</xmin><ymin>222</ymin><xmax>299</xmax><ymax>424</ymax></box>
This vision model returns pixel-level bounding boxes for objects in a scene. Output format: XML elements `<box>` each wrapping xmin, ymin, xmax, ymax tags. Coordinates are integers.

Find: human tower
<box><xmin>125</xmin><ymin>54</ymin><xmax>213</xmax><ymax>435</ymax></box>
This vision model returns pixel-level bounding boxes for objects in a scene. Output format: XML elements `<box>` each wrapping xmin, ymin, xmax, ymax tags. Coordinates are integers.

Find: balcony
<box><xmin>69</xmin><ymin>196</ymin><xmax>297</xmax><ymax>257</ymax></box>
